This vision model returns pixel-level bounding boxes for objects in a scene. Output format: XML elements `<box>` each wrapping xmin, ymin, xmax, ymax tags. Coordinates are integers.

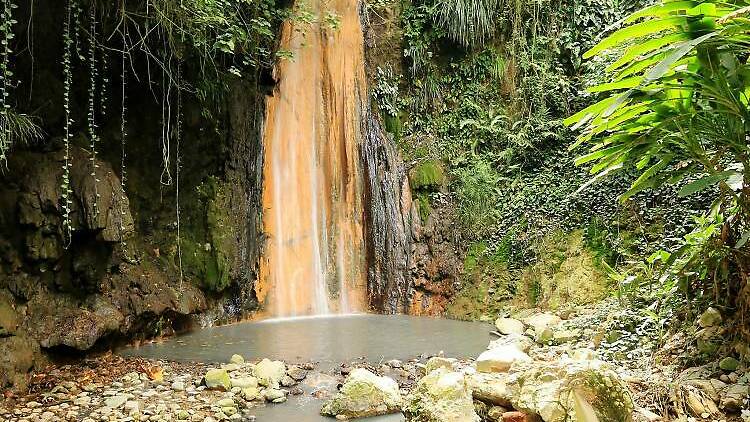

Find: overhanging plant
<box><xmin>565</xmin><ymin>0</ymin><xmax>750</xmax><ymax>317</ymax></box>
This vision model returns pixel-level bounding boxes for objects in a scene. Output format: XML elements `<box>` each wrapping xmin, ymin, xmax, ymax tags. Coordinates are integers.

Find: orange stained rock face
<box><xmin>258</xmin><ymin>0</ymin><xmax>368</xmax><ymax>317</ymax></box>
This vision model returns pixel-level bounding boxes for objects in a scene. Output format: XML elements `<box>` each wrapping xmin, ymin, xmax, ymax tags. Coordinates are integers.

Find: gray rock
<box><xmin>476</xmin><ymin>345</ymin><xmax>531</xmax><ymax>373</ymax></box>
<box><xmin>263</xmin><ymin>388</ymin><xmax>286</xmax><ymax>402</ymax></box>
<box><xmin>241</xmin><ymin>387</ymin><xmax>261</xmax><ymax>401</ymax></box>
<box><xmin>487</xmin><ymin>334</ymin><xmax>534</xmax><ymax>353</ymax></box>
<box><xmin>720</xmin><ymin>384</ymin><xmax>749</xmax><ymax>411</ymax></box>
<box><xmin>216</xmin><ymin>398</ymin><xmax>235</xmax><ymax>408</ymax></box>
<box><xmin>286</xmin><ymin>366</ymin><xmax>307</xmax><ymax>381</ymax></box>
<box><xmin>521</xmin><ymin>313</ymin><xmax>561</xmax><ymax>334</ymax></box>
<box><xmin>104</xmin><ymin>395</ymin><xmax>128</xmax><ymax>409</ymax></box>
<box><xmin>280</xmin><ymin>375</ymin><xmax>296</xmax><ymax>387</ymax></box>
<box><xmin>495</xmin><ymin>318</ymin><xmax>525</xmax><ymax>335</ymax></box>
<box><xmin>506</xmin><ymin>360</ymin><xmax>633</xmax><ymax>422</ymax></box>
<box><xmin>230</xmin><ymin>377</ymin><xmax>257</xmax><ymax>389</ymax></box>
<box><xmin>467</xmin><ymin>372</ymin><xmax>512</xmax><ymax>407</ymax></box>
<box><xmin>424</xmin><ymin>356</ymin><xmax>458</xmax><ymax>374</ymax></box>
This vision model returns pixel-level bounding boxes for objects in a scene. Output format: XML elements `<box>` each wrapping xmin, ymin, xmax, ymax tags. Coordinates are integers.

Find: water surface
<box><xmin>121</xmin><ymin>314</ymin><xmax>492</xmax><ymax>422</ymax></box>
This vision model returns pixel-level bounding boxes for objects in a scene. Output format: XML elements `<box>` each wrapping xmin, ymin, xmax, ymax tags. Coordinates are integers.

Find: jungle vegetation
<box><xmin>371</xmin><ymin>0</ymin><xmax>749</xmax><ymax>333</ymax></box>
<box><xmin>0</xmin><ymin>0</ymin><xmax>748</xmax><ymax>332</ymax></box>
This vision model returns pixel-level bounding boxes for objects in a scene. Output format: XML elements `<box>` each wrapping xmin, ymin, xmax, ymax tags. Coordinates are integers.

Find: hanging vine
<box><xmin>0</xmin><ymin>0</ymin><xmax>16</xmax><ymax>162</ymax></box>
<box><xmin>119</xmin><ymin>24</ymin><xmax>128</xmax><ymax>244</ymax></box>
<box><xmin>159</xmin><ymin>45</ymin><xmax>173</xmax><ymax>187</ymax></box>
<box><xmin>61</xmin><ymin>0</ymin><xmax>74</xmax><ymax>245</ymax></box>
<box><xmin>100</xmin><ymin>37</ymin><xmax>109</xmax><ymax>119</ymax></box>
<box><xmin>87</xmin><ymin>3</ymin><xmax>100</xmax><ymax>218</ymax></box>
<box><xmin>175</xmin><ymin>60</ymin><xmax>183</xmax><ymax>285</ymax></box>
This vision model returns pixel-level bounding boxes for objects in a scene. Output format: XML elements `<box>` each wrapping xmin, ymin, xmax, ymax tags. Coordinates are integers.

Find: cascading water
<box><xmin>258</xmin><ymin>0</ymin><xmax>369</xmax><ymax>317</ymax></box>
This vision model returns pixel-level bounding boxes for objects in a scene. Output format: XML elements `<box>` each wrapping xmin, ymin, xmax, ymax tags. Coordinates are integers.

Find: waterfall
<box><xmin>258</xmin><ymin>0</ymin><xmax>369</xmax><ymax>317</ymax></box>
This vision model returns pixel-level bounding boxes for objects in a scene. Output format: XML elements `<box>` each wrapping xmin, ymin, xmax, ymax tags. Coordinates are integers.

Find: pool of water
<box><xmin>121</xmin><ymin>314</ymin><xmax>492</xmax><ymax>422</ymax></box>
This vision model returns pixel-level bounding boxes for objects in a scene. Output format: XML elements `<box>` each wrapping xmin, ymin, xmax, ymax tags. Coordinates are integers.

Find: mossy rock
<box><xmin>404</xmin><ymin>368</ymin><xmax>480</xmax><ymax>422</ymax></box>
<box><xmin>204</xmin><ymin>369</ymin><xmax>231</xmax><ymax>391</ymax></box>
<box><xmin>0</xmin><ymin>291</ymin><xmax>19</xmax><ymax>337</ymax></box>
<box><xmin>518</xmin><ymin>230</ymin><xmax>608</xmax><ymax>309</ymax></box>
<box><xmin>181</xmin><ymin>177</ymin><xmax>236</xmax><ymax>293</ymax></box>
<box><xmin>410</xmin><ymin>160</ymin><xmax>446</xmax><ymax>192</ymax></box>
<box><xmin>507</xmin><ymin>361</ymin><xmax>634</xmax><ymax>422</ymax></box>
<box><xmin>321</xmin><ymin>368</ymin><xmax>402</xmax><ymax>419</ymax></box>
<box><xmin>446</xmin><ymin>242</ymin><xmax>515</xmax><ymax>320</ymax></box>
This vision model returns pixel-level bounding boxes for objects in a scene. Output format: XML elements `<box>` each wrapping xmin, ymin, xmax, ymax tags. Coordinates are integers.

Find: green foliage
<box><xmin>447</xmin><ymin>240</ymin><xmax>515</xmax><ymax>319</ymax></box>
<box><xmin>567</xmin><ymin>0</ymin><xmax>750</xmax><ymax>204</ymax></box>
<box><xmin>450</xmin><ymin>159</ymin><xmax>501</xmax><ymax>237</ymax></box>
<box><xmin>61</xmin><ymin>0</ymin><xmax>74</xmax><ymax>242</ymax></box>
<box><xmin>0</xmin><ymin>0</ymin><xmax>43</xmax><ymax>163</ymax></box>
<box><xmin>87</xmin><ymin>4</ymin><xmax>101</xmax><ymax>219</ymax></box>
<box><xmin>181</xmin><ymin>177</ymin><xmax>234</xmax><ymax>292</ymax></box>
<box><xmin>415</xmin><ymin>192</ymin><xmax>432</xmax><ymax>224</ymax></box>
<box><xmin>394</xmin><ymin>0</ymin><xmax>713</xmax><ymax>296</ymax></box>
<box><xmin>583</xmin><ymin>217</ymin><xmax>620</xmax><ymax>267</ymax></box>
<box><xmin>566</xmin><ymin>0</ymin><xmax>750</xmax><ymax>311</ymax></box>
<box><xmin>410</xmin><ymin>159</ymin><xmax>446</xmax><ymax>191</ymax></box>
<box><xmin>148</xmin><ymin>0</ymin><xmax>280</xmax><ymax>71</ymax></box>
<box><xmin>434</xmin><ymin>0</ymin><xmax>499</xmax><ymax>47</ymax></box>
<box><xmin>373</xmin><ymin>65</ymin><xmax>402</xmax><ymax>118</ymax></box>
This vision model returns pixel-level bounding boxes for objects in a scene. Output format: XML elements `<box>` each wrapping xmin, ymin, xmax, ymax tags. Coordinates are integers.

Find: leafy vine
<box><xmin>61</xmin><ymin>0</ymin><xmax>74</xmax><ymax>244</ymax></box>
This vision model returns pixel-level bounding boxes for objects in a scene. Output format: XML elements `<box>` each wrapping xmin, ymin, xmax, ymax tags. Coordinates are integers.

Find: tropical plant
<box><xmin>566</xmin><ymin>0</ymin><xmax>750</xmax><ymax>309</ymax></box>
<box><xmin>567</xmin><ymin>0</ymin><xmax>750</xmax><ymax>204</ymax></box>
<box><xmin>147</xmin><ymin>0</ymin><xmax>279</xmax><ymax>71</ymax></box>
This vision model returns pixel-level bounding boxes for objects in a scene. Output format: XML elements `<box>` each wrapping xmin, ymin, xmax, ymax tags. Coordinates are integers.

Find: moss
<box><xmin>446</xmin><ymin>241</ymin><xmax>514</xmax><ymax>320</ymax></box>
<box><xmin>409</xmin><ymin>160</ymin><xmax>446</xmax><ymax>192</ymax></box>
<box><xmin>463</xmin><ymin>242</ymin><xmax>488</xmax><ymax>273</ymax></box>
<box><xmin>415</xmin><ymin>192</ymin><xmax>432</xmax><ymax>224</ymax></box>
<box><xmin>384</xmin><ymin>114</ymin><xmax>402</xmax><ymax>141</ymax></box>
<box><xmin>518</xmin><ymin>230</ymin><xmax>609</xmax><ymax>309</ymax></box>
<box><xmin>450</xmin><ymin>230</ymin><xmax>611</xmax><ymax>320</ymax></box>
<box><xmin>180</xmin><ymin>177</ymin><xmax>234</xmax><ymax>292</ymax></box>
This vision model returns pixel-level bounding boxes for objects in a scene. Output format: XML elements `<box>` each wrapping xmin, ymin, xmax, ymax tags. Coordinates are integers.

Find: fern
<box><xmin>0</xmin><ymin>109</ymin><xmax>43</xmax><ymax>162</ymax></box>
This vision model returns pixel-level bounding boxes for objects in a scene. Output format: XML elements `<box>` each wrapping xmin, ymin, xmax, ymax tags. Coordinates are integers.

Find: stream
<box><xmin>121</xmin><ymin>314</ymin><xmax>493</xmax><ymax>421</ymax></box>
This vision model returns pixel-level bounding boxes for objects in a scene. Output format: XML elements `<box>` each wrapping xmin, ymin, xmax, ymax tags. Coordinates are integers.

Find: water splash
<box><xmin>258</xmin><ymin>0</ymin><xmax>368</xmax><ymax>317</ymax></box>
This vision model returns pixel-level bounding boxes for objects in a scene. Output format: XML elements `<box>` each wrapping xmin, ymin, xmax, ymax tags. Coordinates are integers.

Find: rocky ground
<box><xmin>0</xmin><ymin>301</ymin><xmax>748</xmax><ymax>421</ymax></box>
<box><xmin>320</xmin><ymin>300</ymin><xmax>750</xmax><ymax>422</ymax></box>
<box><xmin>0</xmin><ymin>353</ymin><xmax>315</xmax><ymax>422</ymax></box>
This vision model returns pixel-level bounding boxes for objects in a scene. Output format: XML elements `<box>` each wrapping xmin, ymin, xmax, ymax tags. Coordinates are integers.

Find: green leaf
<box><xmin>575</xmin><ymin>144</ymin><xmax>628</xmax><ymax>165</ymax></box>
<box><xmin>644</xmin><ymin>32</ymin><xmax>716</xmax><ymax>82</ymax></box>
<box><xmin>587</xmin><ymin>76</ymin><xmax>644</xmax><ymax>93</ymax></box>
<box><xmin>736</xmin><ymin>230</ymin><xmax>750</xmax><ymax>248</ymax></box>
<box><xmin>564</xmin><ymin>95</ymin><xmax>621</xmax><ymax>128</ymax></box>
<box><xmin>624</xmin><ymin>1</ymin><xmax>699</xmax><ymax>24</ymax></box>
<box><xmin>678</xmin><ymin>170</ymin><xmax>739</xmax><ymax>197</ymax></box>
<box><xmin>584</xmin><ymin>17</ymin><xmax>687</xmax><ymax>59</ymax></box>
<box><xmin>607</xmin><ymin>33</ymin><xmax>688</xmax><ymax>72</ymax></box>
<box><xmin>621</xmin><ymin>154</ymin><xmax>674</xmax><ymax>200</ymax></box>
<box><xmin>576</xmin><ymin>163</ymin><xmax>624</xmax><ymax>194</ymax></box>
